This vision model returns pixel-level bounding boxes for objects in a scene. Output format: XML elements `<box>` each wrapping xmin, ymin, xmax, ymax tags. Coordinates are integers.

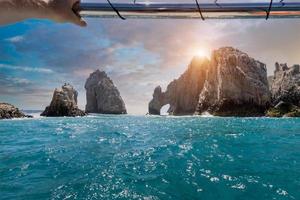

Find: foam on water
<box><xmin>200</xmin><ymin>111</ymin><xmax>214</xmax><ymax>117</ymax></box>
<box><xmin>0</xmin><ymin>115</ymin><xmax>299</xmax><ymax>200</ymax></box>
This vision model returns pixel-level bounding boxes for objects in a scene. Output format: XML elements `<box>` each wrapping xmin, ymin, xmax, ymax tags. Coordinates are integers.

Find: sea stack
<box><xmin>196</xmin><ymin>47</ymin><xmax>271</xmax><ymax>116</ymax></box>
<box><xmin>85</xmin><ymin>70</ymin><xmax>127</xmax><ymax>114</ymax></box>
<box><xmin>41</xmin><ymin>84</ymin><xmax>86</xmax><ymax>117</ymax></box>
<box><xmin>149</xmin><ymin>57</ymin><xmax>210</xmax><ymax>115</ymax></box>
<box><xmin>0</xmin><ymin>103</ymin><xmax>29</xmax><ymax>119</ymax></box>
<box><xmin>266</xmin><ymin>63</ymin><xmax>300</xmax><ymax>117</ymax></box>
<box><xmin>271</xmin><ymin>63</ymin><xmax>300</xmax><ymax>106</ymax></box>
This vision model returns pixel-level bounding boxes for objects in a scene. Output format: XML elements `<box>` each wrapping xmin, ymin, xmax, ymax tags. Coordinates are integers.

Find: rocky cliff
<box><xmin>0</xmin><ymin>103</ymin><xmax>29</xmax><ymax>119</ymax></box>
<box><xmin>149</xmin><ymin>47</ymin><xmax>271</xmax><ymax>116</ymax></box>
<box><xmin>85</xmin><ymin>70</ymin><xmax>127</xmax><ymax>114</ymax></box>
<box><xmin>149</xmin><ymin>57</ymin><xmax>210</xmax><ymax>115</ymax></box>
<box><xmin>41</xmin><ymin>84</ymin><xmax>86</xmax><ymax>117</ymax></box>
<box><xmin>196</xmin><ymin>47</ymin><xmax>271</xmax><ymax>116</ymax></box>
<box><xmin>270</xmin><ymin>63</ymin><xmax>300</xmax><ymax>106</ymax></box>
<box><xmin>266</xmin><ymin>63</ymin><xmax>300</xmax><ymax>117</ymax></box>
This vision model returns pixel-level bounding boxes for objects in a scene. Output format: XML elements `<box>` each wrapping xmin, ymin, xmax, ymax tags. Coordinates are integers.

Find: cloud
<box><xmin>0</xmin><ymin>64</ymin><xmax>53</xmax><ymax>73</ymax></box>
<box><xmin>8</xmin><ymin>77</ymin><xmax>32</xmax><ymax>84</ymax></box>
<box><xmin>5</xmin><ymin>35</ymin><xmax>24</xmax><ymax>43</ymax></box>
<box><xmin>0</xmin><ymin>73</ymin><xmax>54</xmax><ymax>109</ymax></box>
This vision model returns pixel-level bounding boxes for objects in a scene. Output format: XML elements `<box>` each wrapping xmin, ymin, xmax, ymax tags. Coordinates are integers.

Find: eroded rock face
<box><xmin>0</xmin><ymin>103</ymin><xmax>27</xmax><ymax>119</ymax></box>
<box><xmin>196</xmin><ymin>47</ymin><xmax>271</xmax><ymax>116</ymax></box>
<box><xmin>267</xmin><ymin>63</ymin><xmax>300</xmax><ymax>117</ymax></box>
<box><xmin>41</xmin><ymin>84</ymin><xmax>85</xmax><ymax>117</ymax></box>
<box><xmin>149</xmin><ymin>57</ymin><xmax>210</xmax><ymax>115</ymax></box>
<box><xmin>270</xmin><ymin>63</ymin><xmax>300</xmax><ymax>106</ymax></box>
<box><xmin>149</xmin><ymin>48</ymin><xmax>271</xmax><ymax>116</ymax></box>
<box><xmin>148</xmin><ymin>86</ymin><xmax>164</xmax><ymax>115</ymax></box>
<box><xmin>85</xmin><ymin>70</ymin><xmax>127</xmax><ymax>114</ymax></box>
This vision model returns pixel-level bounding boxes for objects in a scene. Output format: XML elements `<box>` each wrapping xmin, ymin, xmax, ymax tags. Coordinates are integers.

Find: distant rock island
<box><xmin>85</xmin><ymin>70</ymin><xmax>127</xmax><ymax>114</ymax></box>
<box><xmin>149</xmin><ymin>47</ymin><xmax>271</xmax><ymax>117</ymax></box>
<box><xmin>0</xmin><ymin>103</ymin><xmax>32</xmax><ymax>119</ymax></box>
<box><xmin>41</xmin><ymin>84</ymin><xmax>86</xmax><ymax>117</ymax></box>
<box><xmin>267</xmin><ymin>63</ymin><xmax>300</xmax><ymax>117</ymax></box>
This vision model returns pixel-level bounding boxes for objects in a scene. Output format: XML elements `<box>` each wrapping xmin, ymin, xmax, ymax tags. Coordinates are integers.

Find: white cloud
<box><xmin>0</xmin><ymin>64</ymin><xmax>54</xmax><ymax>74</ymax></box>
<box><xmin>9</xmin><ymin>77</ymin><xmax>32</xmax><ymax>85</ymax></box>
<box><xmin>5</xmin><ymin>35</ymin><xmax>24</xmax><ymax>43</ymax></box>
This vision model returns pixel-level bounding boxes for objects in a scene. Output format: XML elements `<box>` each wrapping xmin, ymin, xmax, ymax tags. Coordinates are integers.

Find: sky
<box><xmin>1</xmin><ymin>0</ymin><xmax>300</xmax><ymax>114</ymax></box>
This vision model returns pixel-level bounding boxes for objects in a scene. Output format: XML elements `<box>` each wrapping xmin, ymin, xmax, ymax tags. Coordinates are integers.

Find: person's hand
<box><xmin>47</xmin><ymin>0</ymin><xmax>86</xmax><ymax>27</ymax></box>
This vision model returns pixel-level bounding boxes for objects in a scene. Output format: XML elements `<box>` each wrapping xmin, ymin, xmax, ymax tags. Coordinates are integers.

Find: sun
<box><xmin>195</xmin><ymin>48</ymin><xmax>210</xmax><ymax>58</ymax></box>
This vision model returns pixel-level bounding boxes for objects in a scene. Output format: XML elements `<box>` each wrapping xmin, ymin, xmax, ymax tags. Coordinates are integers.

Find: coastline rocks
<box><xmin>85</xmin><ymin>70</ymin><xmax>127</xmax><ymax>114</ymax></box>
<box><xmin>149</xmin><ymin>57</ymin><xmax>210</xmax><ymax>115</ymax></box>
<box><xmin>41</xmin><ymin>84</ymin><xmax>86</xmax><ymax>117</ymax></box>
<box><xmin>149</xmin><ymin>47</ymin><xmax>272</xmax><ymax>117</ymax></box>
<box><xmin>0</xmin><ymin>103</ymin><xmax>29</xmax><ymax>119</ymax></box>
<box><xmin>270</xmin><ymin>63</ymin><xmax>300</xmax><ymax>106</ymax></box>
<box><xmin>266</xmin><ymin>101</ymin><xmax>300</xmax><ymax>117</ymax></box>
<box><xmin>267</xmin><ymin>63</ymin><xmax>300</xmax><ymax>117</ymax></box>
<box><xmin>196</xmin><ymin>47</ymin><xmax>271</xmax><ymax>116</ymax></box>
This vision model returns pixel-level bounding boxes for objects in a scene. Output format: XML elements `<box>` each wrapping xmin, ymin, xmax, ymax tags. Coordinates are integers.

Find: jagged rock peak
<box><xmin>271</xmin><ymin>62</ymin><xmax>300</xmax><ymax>107</ymax></box>
<box><xmin>41</xmin><ymin>83</ymin><xmax>86</xmax><ymax>117</ymax></box>
<box><xmin>0</xmin><ymin>103</ymin><xmax>31</xmax><ymax>119</ymax></box>
<box><xmin>274</xmin><ymin>62</ymin><xmax>300</xmax><ymax>74</ymax></box>
<box><xmin>149</xmin><ymin>57</ymin><xmax>210</xmax><ymax>115</ymax></box>
<box><xmin>85</xmin><ymin>70</ymin><xmax>110</xmax><ymax>88</ymax></box>
<box><xmin>195</xmin><ymin>47</ymin><xmax>271</xmax><ymax>116</ymax></box>
<box><xmin>275</xmin><ymin>62</ymin><xmax>289</xmax><ymax>72</ymax></box>
<box><xmin>85</xmin><ymin>70</ymin><xmax>127</xmax><ymax>114</ymax></box>
<box><xmin>148</xmin><ymin>86</ymin><xmax>164</xmax><ymax>115</ymax></box>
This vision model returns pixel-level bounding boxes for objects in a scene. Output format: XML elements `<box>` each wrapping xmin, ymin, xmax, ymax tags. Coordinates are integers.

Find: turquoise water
<box><xmin>0</xmin><ymin>115</ymin><xmax>300</xmax><ymax>200</ymax></box>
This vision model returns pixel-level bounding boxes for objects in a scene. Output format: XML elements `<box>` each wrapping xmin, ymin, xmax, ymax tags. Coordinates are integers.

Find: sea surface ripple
<box><xmin>0</xmin><ymin>115</ymin><xmax>300</xmax><ymax>200</ymax></box>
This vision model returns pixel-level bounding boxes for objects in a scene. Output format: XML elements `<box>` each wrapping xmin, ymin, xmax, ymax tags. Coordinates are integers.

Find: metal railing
<box><xmin>78</xmin><ymin>2</ymin><xmax>300</xmax><ymax>20</ymax></box>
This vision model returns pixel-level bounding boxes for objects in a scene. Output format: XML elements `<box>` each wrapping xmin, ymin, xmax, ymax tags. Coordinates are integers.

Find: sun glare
<box><xmin>195</xmin><ymin>48</ymin><xmax>210</xmax><ymax>59</ymax></box>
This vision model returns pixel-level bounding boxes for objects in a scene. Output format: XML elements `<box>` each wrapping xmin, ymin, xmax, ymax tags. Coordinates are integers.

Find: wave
<box><xmin>200</xmin><ymin>111</ymin><xmax>214</xmax><ymax>118</ymax></box>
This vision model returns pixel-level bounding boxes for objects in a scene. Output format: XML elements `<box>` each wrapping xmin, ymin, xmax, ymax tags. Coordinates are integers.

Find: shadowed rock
<box><xmin>271</xmin><ymin>63</ymin><xmax>300</xmax><ymax>106</ymax></box>
<box><xmin>267</xmin><ymin>63</ymin><xmax>300</xmax><ymax>117</ymax></box>
<box><xmin>149</xmin><ymin>57</ymin><xmax>210</xmax><ymax>115</ymax></box>
<box><xmin>0</xmin><ymin>103</ymin><xmax>30</xmax><ymax>119</ymax></box>
<box><xmin>41</xmin><ymin>84</ymin><xmax>85</xmax><ymax>117</ymax></box>
<box><xmin>266</xmin><ymin>101</ymin><xmax>300</xmax><ymax>117</ymax></box>
<box><xmin>85</xmin><ymin>70</ymin><xmax>127</xmax><ymax>114</ymax></box>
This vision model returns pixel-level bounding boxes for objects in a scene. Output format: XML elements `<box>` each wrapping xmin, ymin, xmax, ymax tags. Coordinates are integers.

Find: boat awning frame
<box><xmin>79</xmin><ymin>2</ymin><xmax>300</xmax><ymax>20</ymax></box>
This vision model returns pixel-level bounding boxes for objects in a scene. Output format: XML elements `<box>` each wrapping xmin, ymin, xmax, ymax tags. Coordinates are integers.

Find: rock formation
<box><xmin>0</xmin><ymin>103</ymin><xmax>30</xmax><ymax>119</ymax></box>
<box><xmin>266</xmin><ymin>101</ymin><xmax>300</xmax><ymax>117</ymax></box>
<box><xmin>266</xmin><ymin>63</ymin><xmax>300</xmax><ymax>117</ymax></box>
<box><xmin>85</xmin><ymin>70</ymin><xmax>127</xmax><ymax>114</ymax></box>
<box><xmin>41</xmin><ymin>84</ymin><xmax>86</xmax><ymax>117</ymax></box>
<box><xmin>267</xmin><ymin>76</ymin><xmax>274</xmax><ymax>90</ymax></box>
<box><xmin>196</xmin><ymin>47</ymin><xmax>271</xmax><ymax>116</ymax></box>
<box><xmin>149</xmin><ymin>47</ymin><xmax>271</xmax><ymax>116</ymax></box>
<box><xmin>270</xmin><ymin>63</ymin><xmax>300</xmax><ymax>106</ymax></box>
<box><xmin>149</xmin><ymin>57</ymin><xmax>210</xmax><ymax>115</ymax></box>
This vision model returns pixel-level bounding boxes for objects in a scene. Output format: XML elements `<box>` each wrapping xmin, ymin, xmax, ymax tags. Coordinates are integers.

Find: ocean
<box><xmin>0</xmin><ymin>114</ymin><xmax>299</xmax><ymax>200</ymax></box>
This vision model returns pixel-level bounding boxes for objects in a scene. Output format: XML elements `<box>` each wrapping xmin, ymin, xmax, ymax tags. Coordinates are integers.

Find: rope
<box><xmin>266</xmin><ymin>0</ymin><xmax>273</xmax><ymax>20</ymax></box>
<box><xmin>214</xmin><ymin>0</ymin><xmax>222</xmax><ymax>8</ymax></box>
<box><xmin>106</xmin><ymin>0</ymin><xmax>126</xmax><ymax>20</ymax></box>
<box><xmin>195</xmin><ymin>0</ymin><xmax>205</xmax><ymax>20</ymax></box>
